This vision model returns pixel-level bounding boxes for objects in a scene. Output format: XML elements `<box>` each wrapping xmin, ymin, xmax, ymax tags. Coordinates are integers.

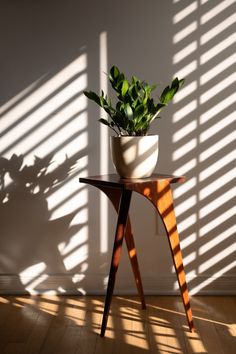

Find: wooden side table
<box><xmin>79</xmin><ymin>174</ymin><xmax>194</xmax><ymax>336</ymax></box>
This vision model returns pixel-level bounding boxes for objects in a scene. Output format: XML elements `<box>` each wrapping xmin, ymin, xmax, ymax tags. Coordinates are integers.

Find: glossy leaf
<box><xmin>84</xmin><ymin>91</ymin><xmax>101</xmax><ymax>106</ymax></box>
<box><xmin>110</xmin><ymin>66</ymin><xmax>120</xmax><ymax>80</ymax></box>
<box><xmin>98</xmin><ymin>118</ymin><xmax>110</xmax><ymax>126</ymax></box>
<box><xmin>121</xmin><ymin>79</ymin><xmax>129</xmax><ymax>96</ymax></box>
<box><xmin>84</xmin><ymin>66</ymin><xmax>185</xmax><ymax>136</ymax></box>
<box><xmin>124</xmin><ymin>103</ymin><xmax>133</xmax><ymax>120</ymax></box>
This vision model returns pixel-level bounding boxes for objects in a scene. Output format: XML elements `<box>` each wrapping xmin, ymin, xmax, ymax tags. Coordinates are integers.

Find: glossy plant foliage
<box><xmin>84</xmin><ymin>66</ymin><xmax>184</xmax><ymax>136</ymax></box>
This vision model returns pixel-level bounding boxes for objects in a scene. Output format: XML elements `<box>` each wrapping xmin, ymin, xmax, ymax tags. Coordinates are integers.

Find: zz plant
<box><xmin>84</xmin><ymin>65</ymin><xmax>184</xmax><ymax>136</ymax></box>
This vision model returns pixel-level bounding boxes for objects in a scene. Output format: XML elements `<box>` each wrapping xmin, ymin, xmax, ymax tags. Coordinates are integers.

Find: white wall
<box><xmin>0</xmin><ymin>0</ymin><xmax>235</xmax><ymax>295</ymax></box>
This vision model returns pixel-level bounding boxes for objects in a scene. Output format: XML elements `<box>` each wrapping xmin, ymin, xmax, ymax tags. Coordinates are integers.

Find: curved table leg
<box><xmin>156</xmin><ymin>181</ymin><xmax>194</xmax><ymax>332</ymax></box>
<box><xmin>133</xmin><ymin>180</ymin><xmax>195</xmax><ymax>332</ymax></box>
<box><xmin>99</xmin><ymin>186</ymin><xmax>146</xmax><ymax>311</ymax></box>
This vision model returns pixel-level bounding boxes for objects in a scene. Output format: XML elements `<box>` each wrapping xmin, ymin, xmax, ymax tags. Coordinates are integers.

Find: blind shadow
<box><xmin>0</xmin><ymin>153</ymin><xmax>88</xmax><ymax>293</ymax></box>
<box><xmin>169</xmin><ymin>0</ymin><xmax>236</xmax><ymax>294</ymax></box>
<box><xmin>0</xmin><ymin>295</ymin><xmax>235</xmax><ymax>353</ymax></box>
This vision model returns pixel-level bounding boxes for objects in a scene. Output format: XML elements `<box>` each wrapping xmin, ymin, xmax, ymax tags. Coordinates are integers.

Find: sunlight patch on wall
<box><xmin>200</xmin><ymin>54</ymin><xmax>235</xmax><ymax>85</ymax></box>
<box><xmin>0</xmin><ymin>54</ymin><xmax>87</xmax><ymax>138</ymax></box>
<box><xmin>63</xmin><ymin>243</ymin><xmax>88</xmax><ymax>271</ymax></box>
<box><xmin>199</xmin><ymin>188</ymin><xmax>235</xmax><ymax>219</ymax></box>
<box><xmin>173</xmin><ymin>1</ymin><xmax>198</xmax><ymax>24</ymax></box>
<box><xmin>0</xmin><ymin>51</ymin><xmax>90</xmax><ymax>293</ymax></box>
<box><xmin>173</xmin><ymin>100</ymin><xmax>197</xmax><ymax>122</ymax></box>
<box><xmin>173</xmin><ymin>41</ymin><xmax>198</xmax><ymax>64</ymax></box>
<box><xmin>174</xmin><ymin>60</ymin><xmax>198</xmax><ymax>79</ymax></box>
<box><xmin>199</xmin><ymin>150</ymin><xmax>235</xmax><ymax>182</ymax></box>
<box><xmin>172</xmin><ymin>138</ymin><xmax>197</xmax><ymax>161</ymax></box>
<box><xmin>178</xmin><ymin>214</ymin><xmax>197</xmax><ymax>234</ymax></box>
<box><xmin>199</xmin><ymin>207</ymin><xmax>235</xmax><ymax>237</ymax></box>
<box><xmin>173</xmin><ymin>21</ymin><xmax>198</xmax><ymax>44</ymax></box>
<box><xmin>58</xmin><ymin>225</ymin><xmax>88</xmax><ymax>257</ymax></box>
<box><xmin>199</xmin><ymin>112</ymin><xmax>234</xmax><ymax>142</ymax></box>
<box><xmin>172</xmin><ymin>0</ymin><xmax>235</xmax><ymax>293</ymax></box>
<box><xmin>200</xmin><ymin>34</ymin><xmax>235</xmax><ymax>65</ymax></box>
<box><xmin>182</xmin><ymin>251</ymin><xmax>197</xmax><ymax>267</ymax></box>
<box><xmin>0</xmin><ymin>77</ymin><xmax>88</xmax><ymax>159</ymax></box>
<box><xmin>199</xmin><ymin>226</ymin><xmax>236</xmax><ymax>256</ymax></box>
<box><xmin>0</xmin><ymin>75</ymin><xmax>47</xmax><ymax>116</ymax></box>
<box><xmin>99</xmin><ymin>31</ymin><xmax>109</xmax><ymax>254</ymax></box>
<box><xmin>173</xmin><ymin>177</ymin><xmax>197</xmax><ymax>199</ymax></box>
<box><xmin>173</xmin><ymin>120</ymin><xmax>197</xmax><ymax>143</ymax></box>
<box><xmin>200</xmin><ymin>73</ymin><xmax>235</xmax><ymax>104</ymax></box>
<box><xmin>180</xmin><ymin>233</ymin><xmax>197</xmax><ymax>250</ymax></box>
<box><xmin>199</xmin><ymin>132</ymin><xmax>235</xmax><ymax>162</ymax></box>
<box><xmin>173</xmin><ymin>81</ymin><xmax>197</xmax><ymax>103</ymax></box>
<box><xmin>199</xmin><ymin>92</ymin><xmax>236</xmax><ymax>124</ymax></box>
<box><xmin>200</xmin><ymin>0</ymin><xmax>235</xmax><ymax>24</ymax></box>
<box><xmin>19</xmin><ymin>262</ymin><xmax>46</xmax><ymax>285</ymax></box>
<box><xmin>199</xmin><ymin>170</ymin><xmax>235</xmax><ymax>200</ymax></box>
<box><xmin>19</xmin><ymin>262</ymin><xmax>48</xmax><ymax>294</ymax></box>
<box><xmin>200</xmin><ymin>13</ymin><xmax>235</xmax><ymax>44</ymax></box>
<box><xmin>173</xmin><ymin>158</ymin><xmax>197</xmax><ymax>176</ymax></box>
<box><xmin>175</xmin><ymin>195</ymin><xmax>197</xmax><ymax>218</ymax></box>
<box><xmin>190</xmin><ymin>261</ymin><xmax>236</xmax><ymax>295</ymax></box>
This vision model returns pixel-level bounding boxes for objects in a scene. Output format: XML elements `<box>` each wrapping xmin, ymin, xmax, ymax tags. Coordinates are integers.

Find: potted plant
<box><xmin>84</xmin><ymin>66</ymin><xmax>184</xmax><ymax>178</ymax></box>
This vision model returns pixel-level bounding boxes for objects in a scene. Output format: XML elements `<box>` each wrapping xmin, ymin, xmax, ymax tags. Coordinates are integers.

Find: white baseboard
<box><xmin>0</xmin><ymin>274</ymin><xmax>235</xmax><ymax>295</ymax></box>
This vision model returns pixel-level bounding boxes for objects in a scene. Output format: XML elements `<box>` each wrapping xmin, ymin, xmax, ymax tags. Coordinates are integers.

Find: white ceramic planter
<box><xmin>110</xmin><ymin>135</ymin><xmax>159</xmax><ymax>178</ymax></box>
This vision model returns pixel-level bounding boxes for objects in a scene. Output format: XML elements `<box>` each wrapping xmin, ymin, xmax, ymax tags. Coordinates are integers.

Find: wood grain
<box><xmin>79</xmin><ymin>174</ymin><xmax>194</xmax><ymax>335</ymax></box>
<box><xmin>0</xmin><ymin>296</ymin><xmax>235</xmax><ymax>354</ymax></box>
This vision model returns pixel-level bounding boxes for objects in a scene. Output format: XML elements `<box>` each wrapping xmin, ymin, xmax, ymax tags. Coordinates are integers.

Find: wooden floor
<box><xmin>0</xmin><ymin>295</ymin><xmax>235</xmax><ymax>354</ymax></box>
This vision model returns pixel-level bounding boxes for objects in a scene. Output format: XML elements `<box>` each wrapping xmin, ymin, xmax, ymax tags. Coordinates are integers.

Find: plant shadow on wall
<box><xmin>0</xmin><ymin>153</ymin><xmax>87</xmax><ymax>293</ymax></box>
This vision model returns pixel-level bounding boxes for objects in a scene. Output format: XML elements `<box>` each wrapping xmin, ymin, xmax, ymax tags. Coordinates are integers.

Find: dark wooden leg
<box><xmin>99</xmin><ymin>186</ymin><xmax>146</xmax><ymax>310</ymax></box>
<box><xmin>156</xmin><ymin>181</ymin><xmax>195</xmax><ymax>332</ymax></box>
<box><xmin>100</xmin><ymin>189</ymin><xmax>132</xmax><ymax>337</ymax></box>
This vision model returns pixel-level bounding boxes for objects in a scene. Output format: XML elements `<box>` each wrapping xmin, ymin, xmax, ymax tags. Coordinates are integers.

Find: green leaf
<box><xmin>160</xmin><ymin>77</ymin><xmax>185</xmax><ymax>104</ymax></box>
<box><xmin>155</xmin><ymin>102</ymin><xmax>166</xmax><ymax>112</ymax></box>
<box><xmin>179</xmin><ymin>78</ymin><xmax>185</xmax><ymax>88</ymax></box>
<box><xmin>116</xmin><ymin>101</ymin><xmax>122</xmax><ymax>111</ymax></box>
<box><xmin>121</xmin><ymin>79</ymin><xmax>129</xmax><ymax>96</ymax></box>
<box><xmin>124</xmin><ymin>103</ymin><xmax>133</xmax><ymax>120</ymax></box>
<box><xmin>134</xmin><ymin>104</ymin><xmax>145</xmax><ymax>119</ymax></box>
<box><xmin>135</xmin><ymin>116</ymin><xmax>148</xmax><ymax>132</ymax></box>
<box><xmin>85</xmin><ymin>66</ymin><xmax>185</xmax><ymax>136</ymax></box>
<box><xmin>83</xmin><ymin>91</ymin><xmax>101</xmax><ymax>106</ymax></box>
<box><xmin>99</xmin><ymin>96</ymin><xmax>105</xmax><ymax>107</ymax></box>
<box><xmin>110</xmin><ymin>66</ymin><xmax>120</xmax><ymax>80</ymax></box>
<box><xmin>160</xmin><ymin>86</ymin><xmax>176</xmax><ymax>104</ymax></box>
<box><xmin>117</xmin><ymin>74</ymin><xmax>125</xmax><ymax>89</ymax></box>
<box><xmin>132</xmin><ymin>76</ymin><xmax>139</xmax><ymax>84</ymax></box>
<box><xmin>98</xmin><ymin>118</ymin><xmax>110</xmax><ymax>126</ymax></box>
